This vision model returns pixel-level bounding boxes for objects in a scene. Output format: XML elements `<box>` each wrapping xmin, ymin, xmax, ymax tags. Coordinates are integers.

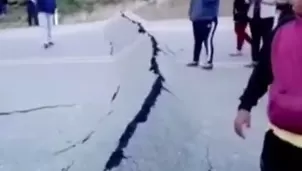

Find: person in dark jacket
<box><xmin>245</xmin><ymin>0</ymin><xmax>276</xmax><ymax>68</ymax></box>
<box><xmin>27</xmin><ymin>0</ymin><xmax>39</xmax><ymax>26</ymax></box>
<box><xmin>230</xmin><ymin>0</ymin><xmax>251</xmax><ymax>56</ymax></box>
<box><xmin>276</xmin><ymin>0</ymin><xmax>294</xmax><ymax>22</ymax></box>
<box><xmin>187</xmin><ymin>0</ymin><xmax>220</xmax><ymax>70</ymax></box>
<box><xmin>37</xmin><ymin>0</ymin><xmax>56</xmax><ymax>48</ymax></box>
<box><xmin>0</xmin><ymin>0</ymin><xmax>7</xmax><ymax>16</ymax></box>
<box><xmin>234</xmin><ymin>1</ymin><xmax>302</xmax><ymax>169</ymax></box>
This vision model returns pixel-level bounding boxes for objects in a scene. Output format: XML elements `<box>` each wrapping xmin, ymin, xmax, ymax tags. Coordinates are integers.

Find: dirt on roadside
<box><xmin>0</xmin><ymin>0</ymin><xmax>233</xmax><ymax>29</ymax></box>
<box><xmin>133</xmin><ymin>0</ymin><xmax>233</xmax><ymax>20</ymax></box>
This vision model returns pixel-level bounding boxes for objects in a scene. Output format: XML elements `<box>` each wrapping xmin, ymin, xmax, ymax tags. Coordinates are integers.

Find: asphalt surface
<box><xmin>0</xmin><ymin>13</ymin><xmax>268</xmax><ymax>171</ymax></box>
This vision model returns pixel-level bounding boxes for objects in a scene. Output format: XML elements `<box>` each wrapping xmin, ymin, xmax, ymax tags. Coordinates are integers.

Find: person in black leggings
<box><xmin>188</xmin><ymin>0</ymin><xmax>220</xmax><ymax>70</ymax></box>
<box><xmin>246</xmin><ymin>0</ymin><xmax>275</xmax><ymax>68</ymax></box>
<box><xmin>190</xmin><ymin>18</ymin><xmax>218</xmax><ymax>69</ymax></box>
<box><xmin>27</xmin><ymin>0</ymin><xmax>39</xmax><ymax>26</ymax></box>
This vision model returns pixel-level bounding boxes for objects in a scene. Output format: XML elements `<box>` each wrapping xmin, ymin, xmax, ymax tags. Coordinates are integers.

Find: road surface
<box><xmin>0</xmin><ymin>13</ymin><xmax>268</xmax><ymax>171</ymax></box>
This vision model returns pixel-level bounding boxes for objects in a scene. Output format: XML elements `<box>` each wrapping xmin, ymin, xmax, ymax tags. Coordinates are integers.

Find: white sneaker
<box><xmin>201</xmin><ymin>62</ymin><xmax>213</xmax><ymax>70</ymax></box>
<box><xmin>229</xmin><ymin>51</ymin><xmax>243</xmax><ymax>57</ymax></box>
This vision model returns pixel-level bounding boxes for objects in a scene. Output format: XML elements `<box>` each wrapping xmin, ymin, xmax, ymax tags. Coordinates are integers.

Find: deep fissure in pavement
<box><xmin>103</xmin><ymin>13</ymin><xmax>168</xmax><ymax>171</ymax></box>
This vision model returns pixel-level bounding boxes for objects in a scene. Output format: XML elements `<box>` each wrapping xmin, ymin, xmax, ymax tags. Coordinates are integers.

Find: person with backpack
<box><xmin>187</xmin><ymin>0</ymin><xmax>220</xmax><ymax>70</ymax></box>
<box><xmin>36</xmin><ymin>0</ymin><xmax>56</xmax><ymax>49</ymax></box>
<box><xmin>234</xmin><ymin>0</ymin><xmax>302</xmax><ymax>169</ymax></box>
<box><xmin>230</xmin><ymin>0</ymin><xmax>251</xmax><ymax>57</ymax></box>
<box><xmin>245</xmin><ymin>0</ymin><xmax>276</xmax><ymax>68</ymax></box>
<box><xmin>27</xmin><ymin>0</ymin><xmax>39</xmax><ymax>26</ymax></box>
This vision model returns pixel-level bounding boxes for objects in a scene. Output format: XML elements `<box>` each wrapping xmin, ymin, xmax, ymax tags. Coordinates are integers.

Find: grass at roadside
<box><xmin>0</xmin><ymin>0</ymin><xmax>135</xmax><ymax>29</ymax></box>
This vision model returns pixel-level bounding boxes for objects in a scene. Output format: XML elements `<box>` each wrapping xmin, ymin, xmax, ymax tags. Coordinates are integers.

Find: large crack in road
<box><xmin>103</xmin><ymin>13</ymin><xmax>171</xmax><ymax>171</ymax></box>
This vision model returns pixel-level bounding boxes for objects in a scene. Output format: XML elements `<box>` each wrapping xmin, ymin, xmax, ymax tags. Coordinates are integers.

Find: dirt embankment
<box><xmin>0</xmin><ymin>0</ymin><xmax>233</xmax><ymax>29</ymax></box>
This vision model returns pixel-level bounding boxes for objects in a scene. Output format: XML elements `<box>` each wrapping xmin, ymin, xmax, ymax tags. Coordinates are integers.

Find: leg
<box><xmin>27</xmin><ymin>13</ymin><xmax>33</xmax><ymax>26</ymax></box>
<box><xmin>46</xmin><ymin>13</ymin><xmax>53</xmax><ymax>43</ymax></box>
<box><xmin>192</xmin><ymin>21</ymin><xmax>203</xmax><ymax>63</ymax></box>
<box><xmin>203</xmin><ymin>39</ymin><xmax>209</xmax><ymax>57</ymax></box>
<box><xmin>235</xmin><ymin>22</ymin><xmax>245</xmax><ymax>51</ymax></box>
<box><xmin>242</xmin><ymin>22</ymin><xmax>252</xmax><ymax>44</ymax></box>
<box><xmin>207</xmin><ymin>18</ymin><xmax>218</xmax><ymax>65</ymax></box>
<box><xmin>260</xmin><ymin>130</ymin><xmax>302</xmax><ymax>171</ymax></box>
<box><xmin>230</xmin><ymin>22</ymin><xmax>245</xmax><ymax>56</ymax></box>
<box><xmin>260</xmin><ymin>18</ymin><xmax>274</xmax><ymax>48</ymax></box>
<box><xmin>249</xmin><ymin>19</ymin><xmax>261</xmax><ymax>63</ymax></box>
<box><xmin>27</xmin><ymin>2</ymin><xmax>34</xmax><ymax>26</ymax></box>
<box><xmin>33</xmin><ymin>8</ymin><xmax>39</xmax><ymax>26</ymax></box>
<box><xmin>42</xmin><ymin>13</ymin><xmax>54</xmax><ymax>48</ymax></box>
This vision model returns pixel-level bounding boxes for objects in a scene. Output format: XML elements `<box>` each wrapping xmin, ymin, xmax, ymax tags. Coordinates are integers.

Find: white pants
<box><xmin>38</xmin><ymin>12</ymin><xmax>54</xmax><ymax>43</ymax></box>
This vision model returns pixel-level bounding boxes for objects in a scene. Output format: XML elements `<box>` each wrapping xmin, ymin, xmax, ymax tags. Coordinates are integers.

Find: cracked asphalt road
<box><xmin>0</xmin><ymin>15</ymin><xmax>267</xmax><ymax>171</ymax></box>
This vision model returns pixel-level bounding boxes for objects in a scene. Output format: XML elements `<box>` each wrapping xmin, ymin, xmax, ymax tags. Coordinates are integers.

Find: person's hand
<box><xmin>234</xmin><ymin>109</ymin><xmax>251</xmax><ymax>139</ymax></box>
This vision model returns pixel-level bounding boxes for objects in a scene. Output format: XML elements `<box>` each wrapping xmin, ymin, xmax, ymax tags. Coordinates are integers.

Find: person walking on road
<box><xmin>187</xmin><ymin>0</ymin><xmax>220</xmax><ymax>70</ymax></box>
<box><xmin>276</xmin><ymin>0</ymin><xmax>294</xmax><ymax>21</ymax></box>
<box><xmin>245</xmin><ymin>0</ymin><xmax>276</xmax><ymax>68</ymax></box>
<box><xmin>27</xmin><ymin>0</ymin><xmax>39</xmax><ymax>26</ymax></box>
<box><xmin>37</xmin><ymin>0</ymin><xmax>56</xmax><ymax>49</ymax></box>
<box><xmin>230</xmin><ymin>0</ymin><xmax>251</xmax><ymax>56</ymax></box>
<box><xmin>234</xmin><ymin>0</ymin><xmax>302</xmax><ymax>169</ymax></box>
<box><xmin>0</xmin><ymin>0</ymin><xmax>7</xmax><ymax>17</ymax></box>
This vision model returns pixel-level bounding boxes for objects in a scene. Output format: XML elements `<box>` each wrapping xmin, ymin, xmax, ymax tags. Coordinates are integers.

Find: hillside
<box><xmin>0</xmin><ymin>0</ymin><xmax>233</xmax><ymax>29</ymax></box>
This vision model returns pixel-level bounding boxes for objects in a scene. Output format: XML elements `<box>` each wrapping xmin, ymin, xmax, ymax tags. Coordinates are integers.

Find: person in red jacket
<box><xmin>230</xmin><ymin>0</ymin><xmax>251</xmax><ymax>56</ymax></box>
<box><xmin>234</xmin><ymin>0</ymin><xmax>302</xmax><ymax>170</ymax></box>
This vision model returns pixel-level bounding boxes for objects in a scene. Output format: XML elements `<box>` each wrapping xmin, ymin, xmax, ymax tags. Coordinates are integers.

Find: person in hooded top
<box><xmin>234</xmin><ymin>0</ymin><xmax>302</xmax><ymax>170</ymax></box>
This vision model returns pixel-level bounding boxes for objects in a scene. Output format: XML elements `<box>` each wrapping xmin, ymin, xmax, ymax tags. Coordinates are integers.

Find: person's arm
<box><xmin>238</xmin><ymin>37</ymin><xmax>273</xmax><ymax>111</ymax></box>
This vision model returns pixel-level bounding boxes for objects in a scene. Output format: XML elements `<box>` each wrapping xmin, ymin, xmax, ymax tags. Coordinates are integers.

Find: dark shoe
<box><xmin>201</xmin><ymin>63</ymin><xmax>213</xmax><ymax>70</ymax></box>
<box><xmin>48</xmin><ymin>42</ymin><xmax>54</xmax><ymax>46</ymax></box>
<box><xmin>186</xmin><ymin>62</ymin><xmax>199</xmax><ymax>67</ymax></box>
<box><xmin>43</xmin><ymin>43</ymin><xmax>50</xmax><ymax>49</ymax></box>
<box><xmin>43</xmin><ymin>42</ymin><xmax>54</xmax><ymax>49</ymax></box>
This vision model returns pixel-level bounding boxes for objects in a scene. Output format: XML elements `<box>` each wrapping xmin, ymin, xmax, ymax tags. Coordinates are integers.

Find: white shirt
<box><xmin>246</xmin><ymin>0</ymin><xmax>276</xmax><ymax>18</ymax></box>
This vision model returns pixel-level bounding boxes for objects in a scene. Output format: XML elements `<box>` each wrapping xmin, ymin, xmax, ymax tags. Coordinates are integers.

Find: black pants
<box><xmin>249</xmin><ymin>17</ymin><xmax>274</xmax><ymax>62</ymax></box>
<box><xmin>261</xmin><ymin>130</ymin><xmax>302</xmax><ymax>171</ymax></box>
<box><xmin>192</xmin><ymin>18</ymin><xmax>218</xmax><ymax>64</ymax></box>
<box><xmin>27</xmin><ymin>1</ymin><xmax>39</xmax><ymax>26</ymax></box>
